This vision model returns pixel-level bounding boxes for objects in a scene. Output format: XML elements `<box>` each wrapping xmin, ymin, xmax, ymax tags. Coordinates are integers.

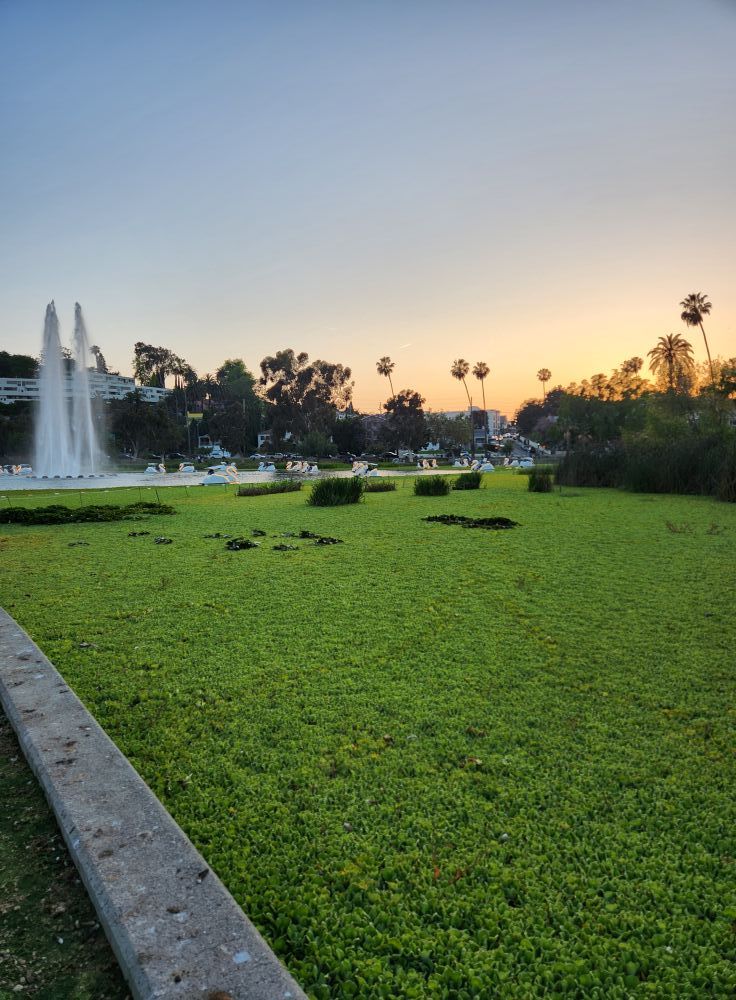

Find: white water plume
<box><xmin>71</xmin><ymin>303</ymin><xmax>100</xmax><ymax>474</ymax></box>
<box><xmin>34</xmin><ymin>301</ymin><xmax>100</xmax><ymax>477</ymax></box>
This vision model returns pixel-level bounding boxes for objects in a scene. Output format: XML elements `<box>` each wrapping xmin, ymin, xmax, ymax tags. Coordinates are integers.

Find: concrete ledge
<box><xmin>0</xmin><ymin>608</ymin><xmax>307</xmax><ymax>1000</ymax></box>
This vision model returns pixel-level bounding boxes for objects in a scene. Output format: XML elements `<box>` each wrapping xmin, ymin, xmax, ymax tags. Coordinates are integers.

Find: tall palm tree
<box><xmin>202</xmin><ymin>373</ymin><xmax>218</xmax><ymax>407</ymax></box>
<box><xmin>647</xmin><ymin>334</ymin><xmax>695</xmax><ymax>393</ymax></box>
<box><xmin>472</xmin><ymin>361</ymin><xmax>490</xmax><ymax>449</ymax></box>
<box><xmin>376</xmin><ymin>356</ymin><xmax>396</xmax><ymax>399</ymax></box>
<box><xmin>451</xmin><ymin>359</ymin><xmax>473</xmax><ymax>456</ymax></box>
<box><xmin>680</xmin><ymin>292</ymin><xmax>714</xmax><ymax>386</ymax></box>
<box><xmin>537</xmin><ymin>368</ymin><xmax>551</xmax><ymax>402</ymax></box>
<box><xmin>90</xmin><ymin>345</ymin><xmax>107</xmax><ymax>373</ymax></box>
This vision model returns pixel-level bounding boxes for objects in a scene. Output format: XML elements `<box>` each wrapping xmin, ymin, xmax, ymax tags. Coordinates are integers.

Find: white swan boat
<box><xmin>287</xmin><ymin>461</ymin><xmax>319</xmax><ymax>474</ymax></box>
<box><xmin>3</xmin><ymin>464</ymin><xmax>34</xmax><ymax>477</ymax></box>
<box><xmin>202</xmin><ymin>463</ymin><xmax>238</xmax><ymax>485</ymax></box>
<box><xmin>352</xmin><ymin>462</ymin><xmax>379</xmax><ymax>477</ymax></box>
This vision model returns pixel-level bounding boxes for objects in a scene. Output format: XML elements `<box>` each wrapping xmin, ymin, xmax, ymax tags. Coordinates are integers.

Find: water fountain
<box><xmin>34</xmin><ymin>301</ymin><xmax>100</xmax><ymax>477</ymax></box>
<box><xmin>71</xmin><ymin>303</ymin><xmax>100</xmax><ymax>474</ymax></box>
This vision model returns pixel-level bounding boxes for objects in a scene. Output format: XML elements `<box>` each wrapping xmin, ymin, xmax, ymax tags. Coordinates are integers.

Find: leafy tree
<box><xmin>515</xmin><ymin>399</ymin><xmax>547</xmax><ymax>437</ymax></box>
<box><xmin>557</xmin><ymin>392</ymin><xmax>647</xmax><ymax>445</ymax></box>
<box><xmin>0</xmin><ymin>352</ymin><xmax>37</xmax><ymax>378</ymax></box>
<box><xmin>588</xmin><ymin>373</ymin><xmax>613</xmax><ymax>400</ymax></box>
<box><xmin>383</xmin><ymin>389</ymin><xmax>428</xmax><ymax>452</ymax></box>
<box><xmin>216</xmin><ymin>358</ymin><xmax>257</xmax><ymax>403</ymax></box>
<box><xmin>133</xmin><ymin>343</ymin><xmax>189</xmax><ymax>388</ymax></box>
<box><xmin>376</xmin><ymin>356</ymin><xmax>396</xmax><ymax>399</ymax></box>
<box><xmin>425</xmin><ymin>412</ymin><xmax>471</xmax><ymax>451</ymax></box>
<box><xmin>208</xmin><ymin>402</ymin><xmax>259</xmax><ymax>456</ymax></box>
<box><xmin>259</xmin><ymin>349</ymin><xmax>353</xmax><ymax>444</ymax></box>
<box><xmin>332</xmin><ymin>415</ymin><xmax>367</xmax><ymax>455</ymax></box>
<box><xmin>298</xmin><ymin>431</ymin><xmax>334</xmax><ymax>457</ymax></box>
<box><xmin>648</xmin><ymin>334</ymin><xmax>695</xmax><ymax>393</ymax></box>
<box><xmin>213</xmin><ymin>358</ymin><xmax>261</xmax><ymax>442</ymax></box>
<box><xmin>537</xmin><ymin>368</ymin><xmax>551</xmax><ymax>401</ymax></box>
<box><xmin>0</xmin><ymin>401</ymin><xmax>33</xmax><ymax>459</ymax></box>
<box><xmin>680</xmin><ymin>292</ymin><xmax>714</xmax><ymax>386</ymax></box>
<box><xmin>717</xmin><ymin>358</ymin><xmax>736</xmax><ymax>399</ymax></box>
<box><xmin>109</xmin><ymin>391</ymin><xmax>183</xmax><ymax>458</ymax></box>
<box><xmin>610</xmin><ymin>357</ymin><xmax>647</xmax><ymax>399</ymax></box>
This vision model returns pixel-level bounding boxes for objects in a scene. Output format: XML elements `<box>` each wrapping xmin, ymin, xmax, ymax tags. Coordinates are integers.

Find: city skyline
<box><xmin>2</xmin><ymin>1</ymin><xmax>734</xmax><ymax>415</ymax></box>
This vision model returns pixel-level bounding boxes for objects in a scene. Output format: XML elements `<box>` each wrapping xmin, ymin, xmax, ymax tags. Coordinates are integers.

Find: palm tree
<box><xmin>647</xmin><ymin>334</ymin><xmax>695</xmax><ymax>393</ymax></box>
<box><xmin>618</xmin><ymin>357</ymin><xmax>645</xmax><ymax>399</ymax></box>
<box><xmin>537</xmin><ymin>368</ymin><xmax>551</xmax><ymax>402</ymax></box>
<box><xmin>376</xmin><ymin>356</ymin><xmax>396</xmax><ymax>400</ymax></box>
<box><xmin>621</xmin><ymin>357</ymin><xmax>643</xmax><ymax>376</ymax></box>
<box><xmin>680</xmin><ymin>292</ymin><xmax>714</xmax><ymax>386</ymax></box>
<box><xmin>202</xmin><ymin>373</ymin><xmax>218</xmax><ymax>408</ymax></box>
<box><xmin>472</xmin><ymin>361</ymin><xmax>490</xmax><ymax>449</ymax></box>
<box><xmin>90</xmin><ymin>345</ymin><xmax>108</xmax><ymax>373</ymax></box>
<box><xmin>451</xmin><ymin>359</ymin><xmax>473</xmax><ymax>456</ymax></box>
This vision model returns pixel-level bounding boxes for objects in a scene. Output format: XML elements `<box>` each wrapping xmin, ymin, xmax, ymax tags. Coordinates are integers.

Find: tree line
<box><xmin>515</xmin><ymin>292</ymin><xmax>735</xmax><ymax>448</ymax></box>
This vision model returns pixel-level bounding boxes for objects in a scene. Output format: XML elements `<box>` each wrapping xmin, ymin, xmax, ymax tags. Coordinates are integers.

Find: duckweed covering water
<box><xmin>0</xmin><ymin>475</ymin><xmax>734</xmax><ymax>998</ymax></box>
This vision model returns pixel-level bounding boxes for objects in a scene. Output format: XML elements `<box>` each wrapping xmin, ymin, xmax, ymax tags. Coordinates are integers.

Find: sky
<box><xmin>1</xmin><ymin>0</ymin><xmax>735</xmax><ymax>416</ymax></box>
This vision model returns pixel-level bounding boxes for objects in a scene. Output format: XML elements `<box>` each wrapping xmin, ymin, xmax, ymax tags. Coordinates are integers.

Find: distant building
<box><xmin>0</xmin><ymin>372</ymin><xmax>169</xmax><ymax>405</ymax></box>
<box><xmin>256</xmin><ymin>430</ymin><xmax>292</xmax><ymax>450</ymax></box>
<box><xmin>442</xmin><ymin>407</ymin><xmax>502</xmax><ymax>444</ymax></box>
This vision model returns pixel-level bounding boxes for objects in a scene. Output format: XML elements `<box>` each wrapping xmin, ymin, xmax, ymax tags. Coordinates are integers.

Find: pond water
<box><xmin>0</xmin><ymin>466</ymin><xmax>462</xmax><ymax>492</ymax></box>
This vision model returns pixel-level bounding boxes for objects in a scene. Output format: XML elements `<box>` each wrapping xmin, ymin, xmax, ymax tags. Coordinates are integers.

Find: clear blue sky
<box><xmin>1</xmin><ymin>0</ymin><xmax>734</xmax><ymax>413</ymax></box>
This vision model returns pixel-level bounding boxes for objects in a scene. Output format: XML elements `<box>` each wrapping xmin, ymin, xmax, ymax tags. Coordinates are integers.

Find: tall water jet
<box><xmin>35</xmin><ymin>301</ymin><xmax>74</xmax><ymax>477</ymax></box>
<box><xmin>71</xmin><ymin>303</ymin><xmax>100</xmax><ymax>474</ymax></box>
<box><xmin>34</xmin><ymin>301</ymin><xmax>101</xmax><ymax>477</ymax></box>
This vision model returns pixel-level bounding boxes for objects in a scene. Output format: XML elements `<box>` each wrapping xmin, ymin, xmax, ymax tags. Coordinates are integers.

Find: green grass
<box><xmin>0</xmin><ymin>716</ymin><xmax>130</xmax><ymax>1000</ymax></box>
<box><xmin>0</xmin><ymin>474</ymin><xmax>735</xmax><ymax>997</ymax></box>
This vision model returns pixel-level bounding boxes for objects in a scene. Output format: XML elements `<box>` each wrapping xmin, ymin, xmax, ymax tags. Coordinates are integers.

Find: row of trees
<box><xmin>1</xmin><ymin>341</ymin><xmax>471</xmax><ymax>460</ymax></box>
<box><xmin>516</xmin><ymin>355</ymin><xmax>735</xmax><ymax>447</ymax></box>
<box><xmin>517</xmin><ymin>291</ymin><xmax>731</xmax><ymax>444</ymax></box>
<box><xmin>2</xmin><ymin>289</ymin><xmax>726</xmax><ymax>461</ymax></box>
<box><xmin>376</xmin><ymin>355</ymin><xmax>493</xmax><ymax>454</ymax></box>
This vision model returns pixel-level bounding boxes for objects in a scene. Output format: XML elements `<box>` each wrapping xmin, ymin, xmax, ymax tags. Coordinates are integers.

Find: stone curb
<box><xmin>0</xmin><ymin>608</ymin><xmax>307</xmax><ymax>1000</ymax></box>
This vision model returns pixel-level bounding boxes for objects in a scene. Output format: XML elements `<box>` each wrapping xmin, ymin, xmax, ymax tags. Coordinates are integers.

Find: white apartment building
<box><xmin>442</xmin><ymin>407</ymin><xmax>503</xmax><ymax>435</ymax></box>
<box><xmin>0</xmin><ymin>372</ymin><xmax>170</xmax><ymax>405</ymax></box>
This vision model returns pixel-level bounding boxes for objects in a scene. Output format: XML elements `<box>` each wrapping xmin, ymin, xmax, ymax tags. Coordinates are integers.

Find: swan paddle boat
<box><xmin>202</xmin><ymin>463</ymin><xmax>238</xmax><ymax>485</ymax></box>
<box><xmin>352</xmin><ymin>462</ymin><xmax>379</xmax><ymax>477</ymax></box>
<box><xmin>4</xmin><ymin>464</ymin><xmax>35</xmax><ymax>477</ymax></box>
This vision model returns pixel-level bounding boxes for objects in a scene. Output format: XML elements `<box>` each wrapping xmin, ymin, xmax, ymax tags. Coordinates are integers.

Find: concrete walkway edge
<box><xmin>0</xmin><ymin>608</ymin><xmax>307</xmax><ymax>1000</ymax></box>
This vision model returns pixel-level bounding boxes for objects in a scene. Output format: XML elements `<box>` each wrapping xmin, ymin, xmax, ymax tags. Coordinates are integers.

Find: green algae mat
<box><xmin>1</xmin><ymin>474</ymin><xmax>734</xmax><ymax>998</ymax></box>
